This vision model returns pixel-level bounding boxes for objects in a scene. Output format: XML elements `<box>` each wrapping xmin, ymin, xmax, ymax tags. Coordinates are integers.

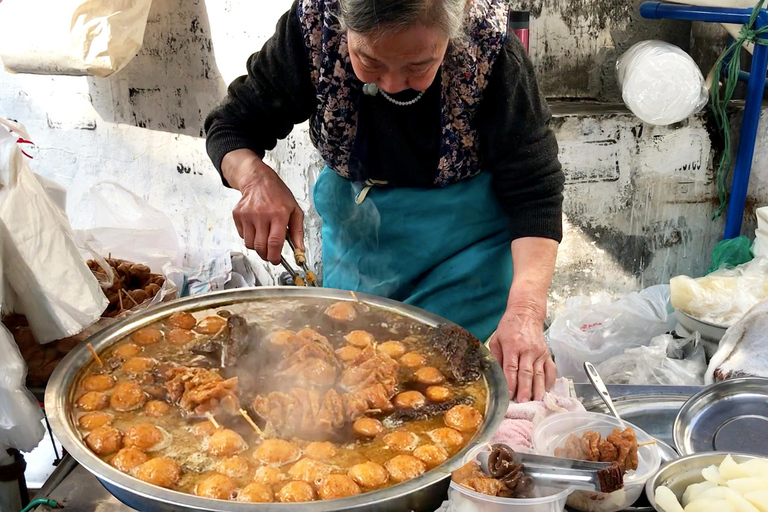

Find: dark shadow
<box><xmin>86</xmin><ymin>0</ymin><xmax>227</xmax><ymax>137</ymax></box>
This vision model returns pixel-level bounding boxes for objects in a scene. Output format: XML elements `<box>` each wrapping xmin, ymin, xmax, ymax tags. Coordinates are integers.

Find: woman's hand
<box><xmin>221</xmin><ymin>149</ymin><xmax>305</xmax><ymax>264</ymax></box>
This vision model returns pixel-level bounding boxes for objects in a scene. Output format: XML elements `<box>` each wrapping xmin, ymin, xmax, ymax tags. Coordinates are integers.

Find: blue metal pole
<box><xmin>640</xmin><ymin>1</ymin><xmax>757</xmax><ymax>24</ymax></box>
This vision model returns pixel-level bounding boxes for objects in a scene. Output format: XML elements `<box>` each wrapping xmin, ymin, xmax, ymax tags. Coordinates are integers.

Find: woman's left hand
<box><xmin>489</xmin><ymin>308</ymin><xmax>557</xmax><ymax>402</ymax></box>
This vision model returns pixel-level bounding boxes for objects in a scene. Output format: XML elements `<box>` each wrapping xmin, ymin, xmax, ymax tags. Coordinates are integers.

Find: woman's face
<box><xmin>348</xmin><ymin>24</ymin><xmax>449</xmax><ymax>94</ymax></box>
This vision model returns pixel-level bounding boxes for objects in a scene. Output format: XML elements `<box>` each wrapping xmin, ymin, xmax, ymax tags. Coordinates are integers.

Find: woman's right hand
<box><xmin>221</xmin><ymin>149</ymin><xmax>305</xmax><ymax>265</ymax></box>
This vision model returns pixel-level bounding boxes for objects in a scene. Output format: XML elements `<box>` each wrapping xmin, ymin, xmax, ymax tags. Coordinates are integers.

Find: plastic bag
<box><xmin>706</xmin><ymin>297</ymin><xmax>768</xmax><ymax>383</ymax></box>
<box><xmin>0</xmin><ymin>118</ymin><xmax>108</xmax><ymax>344</ymax></box>
<box><xmin>596</xmin><ymin>333</ymin><xmax>706</xmax><ymax>386</ymax></box>
<box><xmin>753</xmin><ymin>206</ymin><xmax>768</xmax><ymax>258</ymax></box>
<box><xmin>617</xmin><ymin>40</ymin><xmax>708</xmax><ymax>126</ymax></box>
<box><xmin>0</xmin><ymin>0</ymin><xmax>153</xmax><ymax>77</ymax></box>
<box><xmin>546</xmin><ymin>285</ymin><xmax>678</xmax><ymax>380</ymax></box>
<box><xmin>708</xmin><ymin>235</ymin><xmax>753</xmax><ymax>273</ymax></box>
<box><xmin>670</xmin><ymin>257</ymin><xmax>768</xmax><ymax>326</ymax></box>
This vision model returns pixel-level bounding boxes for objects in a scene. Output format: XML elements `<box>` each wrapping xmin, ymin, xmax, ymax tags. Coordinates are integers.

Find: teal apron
<box><xmin>313</xmin><ymin>168</ymin><xmax>513</xmax><ymax>341</ymax></box>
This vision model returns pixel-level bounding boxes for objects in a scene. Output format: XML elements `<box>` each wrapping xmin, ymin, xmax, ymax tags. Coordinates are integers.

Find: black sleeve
<box><xmin>477</xmin><ymin>36</ymin><xmax>564</xmax><ymax>242</ymax></box>
<box><xmin>204</xmin><ymin>0</ymin><xmax>315</xmax><ymax>185</ymax></box>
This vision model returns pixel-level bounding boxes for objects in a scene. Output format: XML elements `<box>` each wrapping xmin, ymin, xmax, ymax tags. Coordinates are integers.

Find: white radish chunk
<box><xmin>656</xmin><ymin>485</ymin><xmax>685</xmax><ymax>512</ymax></box>
<box><xmin>683</xmin><ymin>481</ymin><xmax>719</xmax><ymax>507</ymax></box>
<box><xmin>721</xmin><ymin>455</ymin><xmax>752</xmax><ymax>480</ymax></box>
<box><xmin>684</xmin><ymin>498</ymin><xmax>735</xmax><ymax>512</ymax></box>
<box><xmin>703</xmin><ymin>465</ymin><xmax>729</xmax><ymax>486</ymax></box>
<box><xmin>728</xmin><ymin>478</ymin><xmax>768</xmax><ymax>495</ymax></box>
<box><xmin>744</xmin><ymin>491</ymin><xmax>768</xmax><ymax>512</ymax></box>
<box><xmin>741</xmin><ymin>460</ymin><xmax>768</xmax><ymax>480</ymax></box>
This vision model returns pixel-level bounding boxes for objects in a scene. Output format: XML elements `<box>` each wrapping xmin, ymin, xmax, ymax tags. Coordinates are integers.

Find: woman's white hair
<box><xmin>339</xmin><ymin>0</ymin><xmax>473</xmax><ymax>40</ymax></box>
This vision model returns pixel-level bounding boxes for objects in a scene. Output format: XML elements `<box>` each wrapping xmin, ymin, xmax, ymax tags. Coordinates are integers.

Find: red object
<box><xmin>509</xmin><ymin>11</ymin><xmax>530</xmax><ymax>53</ymax></box>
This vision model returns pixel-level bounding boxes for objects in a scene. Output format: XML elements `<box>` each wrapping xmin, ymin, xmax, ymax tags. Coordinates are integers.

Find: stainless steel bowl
<box><xmin>45</xmin><ymin>287</ymin><xmax>509</xmax><ymax>512</ymax></box>
<box><xmin>644</xmin><ymin>452</ymin><xmax>765</xmax><ymax>511</ymax></box>
<box><xmin>675</xmin><ymin>310</ymin><xmax>728</xmax><ymax>343</ymax></box>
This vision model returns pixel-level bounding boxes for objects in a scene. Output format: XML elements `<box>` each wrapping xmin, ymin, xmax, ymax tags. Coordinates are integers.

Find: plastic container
<box><xmin>447</xmin><ymin>444</ymin><xmax>572</xmax><ymax>512</ymax></box>
<box><xmin>532</xmin><ymin>412</ymin><xmax>661</xmax><ymax>512</ymax></box>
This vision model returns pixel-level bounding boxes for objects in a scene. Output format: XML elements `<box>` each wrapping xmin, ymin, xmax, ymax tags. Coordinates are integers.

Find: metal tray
<box><xmin>674</xmin><ymin>377</ymin><xmax>768</xmax><ymax>456</ymax></box>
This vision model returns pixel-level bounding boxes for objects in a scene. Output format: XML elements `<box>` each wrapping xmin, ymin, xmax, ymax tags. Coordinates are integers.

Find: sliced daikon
<box><xmin>684</xmin><ymin>481</ymin><xmax>719</xmax><ymax>507</ymax></box>
<box><xmin>685</xmin><ymin>498</ymin><xmax>735</xmax><ymax>512</ymax></box>
<box><xmin>744</xmin><ymin>491</ymin><xmax>768</xmax><ymax>512</ymax></box>
<box><xmin>703</xmin><ymin>465</ymin><xmax>729</xmax><ymax>486</ymax></box>
<box><xmin>656</xmin><ymin>485</ymin><xmax>685</xmax><ymax>512</ymax></box>
<box><xmin>728</xmin><ymin>478</ymin><xmax>768</xmax><ymax>495</ymax></box>
<box><xmin>698</xmin><ymin>487</ymin><xmax>736</xmax><ymax>501</ymax></box>
<box><xmin>741</xmin><ymin>460</ymin><xmax>768</xmax><ymax>480</ymax></box>
<box><xmin>722</xmin><ymin>455</ymin><xmax>752</xmax><ymax>480</ymax></box>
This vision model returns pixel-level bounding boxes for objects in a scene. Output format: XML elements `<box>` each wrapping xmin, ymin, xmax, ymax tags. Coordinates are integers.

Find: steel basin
<box><xmin>45</xmin><ymin>287</ymin><xmax>509</xmax><ymax>512</ymax></box>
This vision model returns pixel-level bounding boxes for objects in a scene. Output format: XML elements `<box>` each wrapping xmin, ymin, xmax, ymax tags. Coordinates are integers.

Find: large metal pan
<box><xmin>45</xmin><ymin>287</ymin><xmax>509</xmax><ymax>512</ymax></box>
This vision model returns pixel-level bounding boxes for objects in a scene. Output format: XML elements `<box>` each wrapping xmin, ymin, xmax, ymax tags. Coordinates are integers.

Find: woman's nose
<box><xmin>378</xmin><ymin>73</ymin><xmax>408</xmax><ymax>94</ymax></box>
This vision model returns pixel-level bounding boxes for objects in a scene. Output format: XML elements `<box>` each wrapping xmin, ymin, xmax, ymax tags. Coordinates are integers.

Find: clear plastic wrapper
<box><xmin>706</xmin><ymin>297</ymin><xmax>768</xmax><ymax>383</ymax></box>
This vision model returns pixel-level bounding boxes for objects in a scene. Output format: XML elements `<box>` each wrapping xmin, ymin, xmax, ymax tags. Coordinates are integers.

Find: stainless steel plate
<box><xmin>674</xmin><ymin>377</ymin><xmax>768</xmax><ymax>456</ymax></box>
<box><xmin>675</xmin><ymin>310</ymin><xmax>728</xmax><ymax>343</ymax></box>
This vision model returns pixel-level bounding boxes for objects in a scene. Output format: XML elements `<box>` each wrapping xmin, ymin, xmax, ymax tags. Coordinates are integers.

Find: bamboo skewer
<box><xmin>349</xmin><ymin>290</ymin><xmax>359</xmax><ymax>302</ymax></box>
<box><xmin>638</xmin><ymin>439</ymin><xmax>657</xmax><ymax>447</ymax></box>
<box><xmin>123</xmin><ymin>290</ymin><xmax>140</xmax><ymax>308</ymax></box>
<box><xmin>86</xmin><ymin>343</ymin><xmax>103</xmax><ymax>368</ymax></box>
<box><xmin>118</xmin><ymin>289</ymin><xmax>125</xmax><ymax>313</ymax></box>
<box><xmin>205</xmin><ymin>411</ymin><xmax>221</xmax><ymax>430</ymax></box>
<box><xmin>239</xmin><ymin>409</ymin><xmax>264</xmax><ymax>438</ymax></box>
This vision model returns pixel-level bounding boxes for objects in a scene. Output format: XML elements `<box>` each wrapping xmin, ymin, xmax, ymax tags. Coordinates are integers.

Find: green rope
<box><xmin>710</xmin><ymin>0</ymin><xmax>768</xmax><ymax>219</ymax></box>
<box><xmin>19</xmin><ymin>499</ymin><xmax>59</xmax><ymax>512</ymax></box>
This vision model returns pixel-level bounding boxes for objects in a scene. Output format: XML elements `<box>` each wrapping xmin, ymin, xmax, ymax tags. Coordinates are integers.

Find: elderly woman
<box><xmin>205</xmin><ymin>0</ymin><xmax>564</xmax><ymax>402</ymax></box>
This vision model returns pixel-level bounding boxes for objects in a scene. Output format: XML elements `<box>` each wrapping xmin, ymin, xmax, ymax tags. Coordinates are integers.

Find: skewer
<box><xmin>118</xmin><ymin>289</ymin><xmax>125</xmax><ymax>313</ymax></box>
<box><xmin>349</xmin><ymin>290</ymin><xmax>359</xmax><ymax>302</ymax></box>
<box><xmin>86</xmin><ymin>343</ymin><xmax>103</xmax><ymax>368</ymax></box>
<box><xmin>239</xmin><ymin>409</ymin><xmax>264</xmax><ymax>438</ymax></box>
<box><xmin>124</xmin><ymin>290</ymin><xmax>140</xmax><ymax>308</ymax></box>
<box><xmin>205</xmin><ymin>411</ymin><xmax>221</xmax><ymax>430</ymax></box>
<box><xmin>285</xmin><ymin>235</ymin><xmax>317</xmax><ymax>287</ymax></box>
<box><xmin>638</xmin><ymin>440</ymin><xmax>657</xmax><ymax>447</ymax></box>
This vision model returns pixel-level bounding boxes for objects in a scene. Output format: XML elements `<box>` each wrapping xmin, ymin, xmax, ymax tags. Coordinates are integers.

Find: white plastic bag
<box><xmin>0</xmin><ymin>0</ymin><xmax>153</xmax><ymax>77</ymax></box>
<box><xmin>706</xmin><ymin>297</ymin><xmax>768</xmax><ymax>383</ymax></box>
<box><xmin>617</xmin><ymin>40</ymin><xmax>708</xmax><ymax>126</ymax></box>
<box><xmin>546</xmin><ymin>285</ymin><xmax>678</xmax><ymax>380</ymax></box>
<box><xmin>0</xmin><ymin>118</ymin><xmax>108</xmax><ymax>344</ymax></box>
<box><xmin>596</xmin><ymin>333</ymin><xmax>706</xmax><ymax>386</ymax></box>
<box><xmin>753</xmin><ymin>206</ymin><xmax>768</xmax><ymax>258</ymax></box>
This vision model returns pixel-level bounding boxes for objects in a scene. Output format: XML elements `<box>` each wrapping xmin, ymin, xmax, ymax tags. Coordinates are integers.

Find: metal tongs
<box><xmin>280</xmin><ymin>231</ymin><xmax>318</xmax><ymax>287</ymax></box>
<box><xmin>477</xmin><ymin>444</ymin><xmax>624</xmax><ymax>493</ymax></box>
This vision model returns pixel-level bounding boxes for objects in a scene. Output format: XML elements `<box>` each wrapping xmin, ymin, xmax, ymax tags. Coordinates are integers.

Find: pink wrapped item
<box><xmin>490</xmin><ymin>378</ymin><xmax>585</xmax><ymax>449</ymax></box>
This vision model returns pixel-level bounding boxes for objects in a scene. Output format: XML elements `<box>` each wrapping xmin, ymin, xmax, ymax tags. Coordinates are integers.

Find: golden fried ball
<box><xmin>252</xmin><ymin>466</ymin><xmax>286</xmax><ymax>486</ymax></box>
<box><xmin>288</xmin><ymin>458</ymin><xmax>332</xmax><ymax>483</ymax></box>
<box><xmin>444</xmin><ymin>405</ymin><xmax>483</xmax><ymax>432</ymax></box>
<box><xmin>121</xmin><ymin>357</ymin><xmax>155</xmax><ymax>374</ymax></box>
<box><xmin>325</xmin><ymin>301</ymin><xmax>357</xmax><ymax>322</ymax></box>
<box><xmin>345</xmin><ymin>330</ymin><xmax>375</xmax><ymax>347</ymax></box>
<box><xmin>413</xmin><ymin>444</ymin><xmax>448</xmax><ymax>469</ymax></box>
<box><xmin>304</xmin><ymin>441</ymin><xmax>337</xmax><ymax>461</ymax></box>
<box><xmin>318</xmin><ymin>474</ymin><xmax>361</xmax><ymax>500</ymax></box>
<box><xmin>167</xmin><ymin>328</ymin><xmax>196</xmax><ymax>346</ymax></box>
<box><xmin>166</xmin><ymin>312</ymin><xmax>197</xmax><ymax>330</ymax></box>
<box><xmin>393</xmin><ymin>390</ymin><xmax>427</xmax><ymax>409</ymax></box>
<box><xmin>427</xmin><ymin>428</ymin><xmax>465</xmax><ymax>450</ymax></box>
<box><xmin>268</xmin><ymin>330</ymin><xmax>297</xmax><ymax>347</ymax></box>
<box><xmin>191</xmin><ymin>421</ymin><xmax>217</xmax><ymax>437</ymax></box>
<box><xmin>336</xmin><ymin>345</ymin><xmax>362</xmax><ymax>363</ymax></box>
<box><xmin>414</xmin><ymin>367</ymin><xmax>446</xmax><ymax>385</ymax></box>
<box><xmin>131</xmin><ymin>327</ymin><xmax>163</xmax><ymax>345</ymax></box>
<box><xmin>217</xmin><ymin>456</ymin><xmax>251</xmax><ymax>479</ymax></box>
<box><xmin>78</xmin><ymin>411</ymin><xmax>113</xmax><ymax>430</ymax></box>
<box><xmin>110</xmin><ymin>381</ymin><xmax>147</xmax><ymax>412</ymax></box>
<box><xmin>85</xmin><ymin>426</ymin><xmax>123</xmax><ymax>456</ymax></box>
<box><xmin>352</xmin><ymin>417</ymin><xmax>385</xmax><ymax>438</ymax></box>
<box><xmin>255</xmin><ymin>439</ymin><xmax>301</xmax><ymax>465</ymax></box>
<box><xmin>195</xmin><ymin>473</ymin><xmax>238</xmax><ymax>500</ymax></box>
<box><xmin>134</xmin><ymin>457</ymin><xmax>181</xmax><ymax>488</ymax></box>
<box><xmin>76</xmin><ymin>391</ymin><xmax>109</xmax><ymax>411</ymax></box>
<box><xmin>399</xmin><ymin>352</ymin><xmax>427</xmax><ymax>368</ymax></box>
<box><xmin>277</xmin><ymin>481</ymin><xmax>316</xmax><ymax>503</ymax></box>
<box><xmin>195</xmin><ymin>316</ymin><xmax>227</xmax><ymax>335</ymax></box>
<box><xmin>383</xmin><ymin>431</ymin><xmax>420</xmax><ymax>452</ymax></box>
<box><xmin>385</xmin><ymin>455</ymin><xmax>426</xmax><ymax>483</ymax></box>
<box><xmin>425</xmin><ymin>386</ymin><xmax>452</xmax><ymax>403</ymax></box>
<box><xmin>208</xmin><ymin>429</ymin><xmax>246</xmax><ymax>456</ymax></box>
<box><xmin>124</xmin><ymin>423</ymin><xmax>164</xmax><ymax>451</ymax></box>
<box><xmin>110</xmin><ymin>448</ymin><xmax>148</xmax><ymax>473</ymax></box>
<box><xmin>377</xmin><ymin>341</ymin><xmax>406</xmax><ymax>359</ymax></box>
<box><xmin>348</xmin><ymin>461</ymin><xmax>389</xmax><ymax>489</ymax></box>
<box><xmin>82</xmin><ymin>374</ymin><xmax>115</xmax><ymax>392</ymax></box>
<box><xmin>143</xmin><ymin>400</ymin><xmax>170</xmax><ymax>418</ymax></box>
<box><xmin>237</xmin><ymin>482</ymin><xmax>273</xmax><ymax>503</ymax></box>
<box><xmin>113</xmin><ymin>343</ymin><xmax>141</xmax><ymax>359</ymax></box>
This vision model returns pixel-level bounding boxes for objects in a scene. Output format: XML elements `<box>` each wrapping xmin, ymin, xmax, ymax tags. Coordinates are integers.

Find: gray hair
<box><xmin>339</xmin><ymin>0</ymin><xmax>469</xmax><ymax>40</ymax></box>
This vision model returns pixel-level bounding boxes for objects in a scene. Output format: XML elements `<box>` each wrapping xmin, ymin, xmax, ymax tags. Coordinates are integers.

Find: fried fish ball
<box><xmin>304</xmin><ymin>441</ymin><xmax>337</xmax><ymax>461</ymax></box>
<box><xmin>167</xmin><ymin>312</ymin><xmax>197</xmax><ymax>330</ymax></box>
<box><xmin>196</xmin><ymin>473</ymin><xmax>238</xmax><ymax>499</ymax></box>
<box><xmin>325</xmin><ymin>301</ymin><xmax>357</xmax><ymax>322</ymax></box>
<box><xmin>237</xmin><ymin>482</ymin><xmax>273</xmax><ymax>503</ymax></box>
<box><xmin>124</xmin><ymin>423</ymin><xmax>164</xmax><ymax>451</ymax></box>
<box><xmin>110</xmin><ymin>447</ymin><xmax>148</xmax><ymax>473</ymax></box>
<box><xmin>444</xmin><ymin>405</ymin><xmax>482</xmax><ymax>432</ymax></box>
<box><xmin>425</xmin><ymin>386</ymin><xmax>452</xmax><ymax>403</ymax></box>
<box><xmin>131</xmin><ymin>327</ymin><xmax>163</xmax><ymax>345</ymax></box>
<box><xmin>208</xmin><ymin>429</ymin><xmax>247</xmax><ymax>456</ymax></box>
<box><xmin>399</xmin><ymin>352</ymin><xmax>427</xmax><ymax>368</ymax></box>
<box><xmin>414</xmin><ymin>367</ymin><xmax>446</xmax><ymax>385</ymax></box>
<box><xmin>353</xmin><ymin>417</ymin><xmax>385</xmax><ymax>438</ymax></box>
<box><xmin>318</xmin><ymin>474</ymin><xmax>362</xmax><ymax>500</ymax></box>
<box><xmin>110</xmin><ymin>381</ymin><xmax>147</xmax><ymax>411</ymax></box>
<box><xmin>82</xmin><ymin>374</ymin><xmax>116</xmax><ymax>392</ymax></box>
<box><xmin>393</xmin><ymin>390</ymin><xmax>427</xmax><ymax>409</ymax></box>
<box><xmin>167</xmin><ymin>328</ymin><xmax>196</xmax><ymax>346</ymax></box>
<box><xmin>255</xmin><ymin>439</ymin><xmax>301</xmax><ymax>465</ymax></box>
<box><xmin>121</xmin><ymin>357</ymin><xmax>155</xmax><ymax>374</ymax></box>
<box><xmin>135</xmin><ymin>457</ymin><xmax>181</xmax><ymax>488</ymax></box>
<box><xmin>277</xmin><ymin>481</ymin><xmax>316</xmax><ymax>503</ymax></box>
<box><xmin>195</xmin><ymin>316</ymin><xmax>227</xmax><ymax>335</ymax></box>
<box><xmin>85</xmin><ymin>426</ymin><xmax>123</xmax><ymax>455</ymax></box>
<box><xmin>143</xmin><ymin>400</ymin><xmax>170</xmax><ymax>418</ymax></box>
<box><xmin>348</xmin><ymin>461</ymin><xmax>389</xmax><ymax>489</ymax></box>
<box><xmin>76</xmin><ymin>391</ymin><xmax>109</xmax><ymax>411</ymax></box>
<box><xmin>217</xmin><ymin>456</ymin><xmax>251</xmax><ymax>479</ymax></box>
<box><xmin>383</xmin><ymin>431</ymin><xmax>420</xmax><ymax>452</ymax></box>
<box><xmin>385</xmin><ymin>455</ymin><xmax>426</xmax><ymax>483</ymax></box>
<box><xmin>345</xmin><ymin>330</ymin><xmax>375</xmax><ymax>347</ymax></box>
<box><xmin>191</xmin><ymin>421</ymin><xmax>217</xmax><ymax>437</ymax></box>
<box><xmin>378</xmin><ymin>341</ymin><xmax>406</xmax><ymax>359</ymax></box>
<box><xmin>428</xmin><ymin>428</ymin><xmax>465</xmax><ymax>450</ymax></box>
<box><xmin>113</xmin><ymin>343</ymin><xmax>141</xmax><ymax>359</ymax></box>
<box><xmin>336</xmin><ymin>345</ymin><xmax>362</xmax><ymax>363</ymax></box>
<box><xmin>288</xmin><ymin>458</ymin><xmax>332</xmax><ymax>483</ymax></box>
<box><xmin>78</xmin><ymin>411</ymin><xmax>113</xmax><ymax>430</ymax></box>
<box><xmin>253</xmin><ymin>466</ymin><xmax>286</xmax><ymax>486</ymax></box>
<box><xmin>413</xmin><ymin>444</ymin><xmax>448</xmax><ymax>469</ymax></box>
<box><xmin>269</xmin><ymin>330</ymin><xmax>297</xmax><ymax>347</ymax></box>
